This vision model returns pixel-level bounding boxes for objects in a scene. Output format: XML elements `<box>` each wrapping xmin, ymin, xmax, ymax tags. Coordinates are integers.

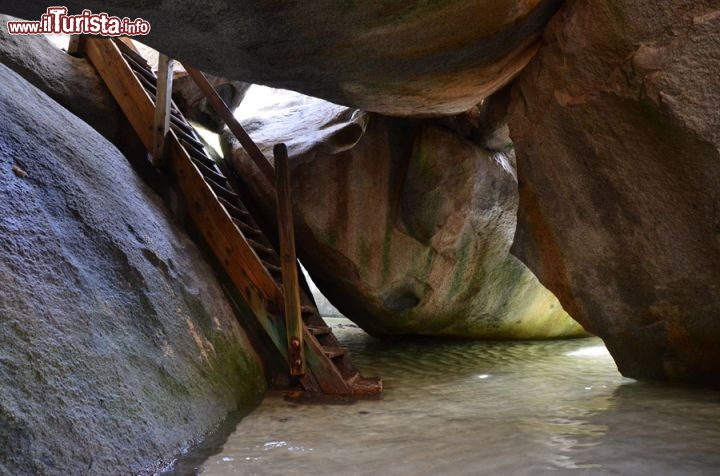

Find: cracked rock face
<box><xmin>0</xmin><ymin>65</ymin><xmax>265</xmax><ymax>475</ymax></box>
<box><xmin>222</xmin><ymin>91</ymin><xmax>584</xmax><ymax>339</ymax></box>
<box><xmin>2</xmin><ymin>0</ymin><xmax>562</xmax><ymax>116</ymax></box>
<box><xmin>508</xmin><ymin>0</ymin><xmax>720</xmax><ymax>383</ymax></box>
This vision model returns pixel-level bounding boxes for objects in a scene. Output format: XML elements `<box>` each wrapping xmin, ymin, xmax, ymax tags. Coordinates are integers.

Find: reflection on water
<box><xmin>170</xmin><ymin>319</ymin><xmax>720</xmax><ymax>475</ymax></box>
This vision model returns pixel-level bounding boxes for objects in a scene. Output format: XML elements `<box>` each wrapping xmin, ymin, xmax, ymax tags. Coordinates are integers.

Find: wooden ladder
<box><xmin>83</xmin><ymin>36</ymin><xmax>381</xmax><ymax>398</ymax></box>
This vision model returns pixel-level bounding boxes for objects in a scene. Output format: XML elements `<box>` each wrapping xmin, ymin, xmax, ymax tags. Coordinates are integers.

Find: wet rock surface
<box><xmin>3</xmin><ymin>1</ymin><xmax>562</xmax><ymax>116</ymax></box>
<box><xmin>508</xmin><ymin>0</ymin><xmax>720</xmax><ymax>383</ymax></box>
<box><xmin>222</xmin><ymin>92</ymin><xmax>584</xmax><ymax>339</ymax></box>
<box><xmin>0</xmin><ymin>65</ymin><xmax>265</xmax><ymax>475</ymax></box>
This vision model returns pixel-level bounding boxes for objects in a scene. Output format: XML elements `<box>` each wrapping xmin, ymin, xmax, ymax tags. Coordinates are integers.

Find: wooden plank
<box><xmin>350</xmin><ymin>376</ymin><xmax>383</xmax><ymax>397</ymax></box>
<box><xmin>183</xmin><ymin>66</ymin><xmax>276</xmax><ymax>184</ymax></box>
<box><xmin>67</xmin><ymin>35</ymin><xmax>86</xmax><ymax>56</ymax></box>
<box><xmin>323</xmin><ymin>347</ymin><xmax>347</xmax><ymax>359</ymax></box>
<box><xmin>116</xmin><ymin>36</ymin><xmax>140</xmax><ymax>54</ymax></box>
<box><xmin>243</xmin><ymin>281</ymin><xmax>289</xmax><ymax>359</ymax></box>
<box><xmin>274</xmin><ymin>144</ymin><xmax>304</xmax><ymax>376</ymax></box>
<box><xmin>85</xmin><ymin>37</ymin><xmax>155</xmax><ymax>150</ymax></box>
<box><xmin>302</xmin><ymin>327</ymin><xmax>351</xmax><ymax>395</ymax></box>
<box><xmin>307</xmin><ymin>325</ymin><xmax>332</xmax><ymax>336</ymax></box>
<box><xmin>152</xmin><ymin>54</ymin><xmax>174</xmax><ymax>166</ymax></box>
<box><xmin>166</xmin><ymin>137</ymin><xmax>284</xmax><ymax>309</ymax></box>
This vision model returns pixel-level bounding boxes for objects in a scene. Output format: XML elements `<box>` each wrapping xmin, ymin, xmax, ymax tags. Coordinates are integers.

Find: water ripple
<box><xmin>169</xmin><ymin>320</ymin><xmax>720</xmax><ymax>476</ymax></box>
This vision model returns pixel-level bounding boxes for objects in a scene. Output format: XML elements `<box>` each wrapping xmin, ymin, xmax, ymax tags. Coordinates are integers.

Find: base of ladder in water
<box><xmin>277</xmin><ymin>377</ymin><xmax>383</xmax><ymax>403</ymax></box>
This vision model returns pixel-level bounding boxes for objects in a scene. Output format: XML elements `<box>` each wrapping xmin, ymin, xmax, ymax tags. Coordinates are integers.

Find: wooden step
<box><xmin>301</xmin><ymin>304</ymin><xmax>317</xmax><ymax>316</ymax></box>
<box><xmin>170</xmin><ymin>114</ymin><xmax>194</xmax><ymax>134</ymax></box>
<box><xmin>246</xmin><ymin>237</ymin><xmax>274</xmax><ymax>254</ymax></box>
<box><xmin>183</xmin><ymin>143</ymin><xmax>217</xmax><ymax>170</ymax></box>
<box><xmin>206</xmin><ymin>176</ymin><xmax>240</xmax><ymax>202</ymax></box>
<box><xmin>116</xmin><ymin>40</ymin><xmax>152</xmax><ymax>71</ymax></box>
<box><xmin>218</xmin><ymin>197</ymin><xmax>250</xmax><ymax>219</ymax></box>
<box><xmin>175</xmin><ymin>129</ymin><xmax>206</xmax><ymax>152</ymax></box>
<box><xmin>351</xmin><ymin>376</ymin><xmax>383</xmax><ymax>397</ymax></box>
<box><xmin>323</xmin><ymin>347</ymin><xmax>347</xmax><ymax>359</ymax></box>
<box><xmin>231</xmin><ymin>217</ymin><xmax>262</xmax><ymax>237</ymax></box>
<box><xmin>307</xmin><ymin>325</ymin><xmax>332</xmax><ymax>336</ymax></box>
<box><xmin>244</xmin><ymin>237</ymin><xmax>265</xmax><ymax>248</ymax></box>
<box><xmin>121</xmin><ymin>51</ymin><xmax>155</xmax><ymax>79</ymax></box>
<box><xmin>180</xmin><ymin>139</ymin><xmax>213</xmax><ymax>166</ymax></box>
<box><xmin>133</xmin><ymin>71</ymin><xmax>157</xmax><ymax>95</ymax></box>
<box><xmin>263</xmin><ymin>262</ymin><xmax>282</xmax><ymax>274</ymax></box>
<box><xmin>190</xmin><ymin>157</ymin><xmax>227</xmax><ymax>184</ymax></box>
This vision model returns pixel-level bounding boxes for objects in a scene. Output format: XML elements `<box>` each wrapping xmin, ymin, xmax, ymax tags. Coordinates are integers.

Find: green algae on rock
<box><xmin>221</xmin><ymin>91</ymin><xmax>585</xmax><ymax>340</ymax></box>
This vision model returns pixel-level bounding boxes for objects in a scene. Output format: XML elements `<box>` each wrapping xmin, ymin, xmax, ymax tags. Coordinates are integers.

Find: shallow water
<box><xmin>171</xmin><ymin>319</ymin><xmax>720</xmax><ymax>475</ymax></box>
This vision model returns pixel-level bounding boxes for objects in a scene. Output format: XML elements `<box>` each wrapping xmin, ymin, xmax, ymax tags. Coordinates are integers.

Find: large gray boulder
<box><xmin>0</xmin><ymin>64</ymin><xmax>265</xmax><ymax>475</ymax></box>
<box><xmin>2</xmin><ymin>1</ymin><xmax>562</xmax><ymax>116</ymax></box>
<box><xmin>0</xmin><ymin>15</ymin><xmax>149</xmax><ymax>170</ymax></box>
<box><xmin>508</xmin><ymin>0</ymin><xmax>720</xmax><ymax>383</ymax></box>
<box><xmin>222</xmin><ymin>92</ymin><xmax>584</xmax><ymax>339</ymax></box>
<box><xmin>0</xmin><ymin>16</ymin><xmax>120</xmax><ymax>141</ymax></box>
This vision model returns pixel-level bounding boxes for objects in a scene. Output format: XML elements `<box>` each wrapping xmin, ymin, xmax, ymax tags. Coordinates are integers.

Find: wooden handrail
<box><xmin>183</xmin><ymin>66</ymin><xmax>276</xmax><ymax>184</ymax></box>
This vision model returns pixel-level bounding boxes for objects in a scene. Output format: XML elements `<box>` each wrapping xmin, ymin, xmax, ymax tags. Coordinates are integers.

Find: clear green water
<box><xmin>170</xmin><ymin>319</ymin><xmax>720</xmax><ymax>475</ymax></box>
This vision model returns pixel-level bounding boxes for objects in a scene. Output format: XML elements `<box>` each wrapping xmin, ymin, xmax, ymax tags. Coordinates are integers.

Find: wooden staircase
<box><xmin>83</xmin><ymin>36</ymin><xmax>381</xmax><ymax>398</ymax></box>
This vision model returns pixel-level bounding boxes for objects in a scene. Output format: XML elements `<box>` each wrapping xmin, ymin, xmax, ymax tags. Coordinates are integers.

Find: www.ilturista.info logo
<box><xmin>6</xmin><ymin>7</ymin><xmax>150</xmax><ymax>36</ymax></box>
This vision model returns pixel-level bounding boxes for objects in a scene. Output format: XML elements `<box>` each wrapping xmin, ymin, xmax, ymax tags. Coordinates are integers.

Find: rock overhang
<box><xmin>0</xmin><ymin>0</ymin><xmax>564</xmax><ymax>116</ymax></box>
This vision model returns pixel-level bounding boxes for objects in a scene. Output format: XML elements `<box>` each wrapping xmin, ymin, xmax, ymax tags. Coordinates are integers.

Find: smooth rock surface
<box><xmin>0</xmin><ymin>15</ymin><xmax>149</xmax><ymax>171</ymax></box>
<box><xmin>222</xmin><ymin>91</ymin><xmax>584</xmax><ymax>339</ymax></box>
<box><xmin>508</xmin><ymin>0</ymin><xmax>720</xmax><ymax>383</ymax></box>
<box><xmin>0</xmin><ymin>16</ymin><xmax>120</xmax><ymax>141</ymax></box>
<box><xmin>0</xmin><ymin>65</ymin><xmax>265</xmax><ymax>475</ymax></box>
<box><xmin>2</xmin><ymin>1</ymin><xmax>562</xmax><ymax>116</ymax></box>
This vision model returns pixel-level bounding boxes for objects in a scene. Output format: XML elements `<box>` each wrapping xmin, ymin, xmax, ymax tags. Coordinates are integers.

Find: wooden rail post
<box><xmin>152</xmin><ymin>54</ymin><xmax>174</xmax><ymax>166</ymax></box>
<box><xmin>67</xmin><ymin>35</ymin><xmax>86</xmax><ymax>56</ymax></box>
<box><xmin>274</xmin><ymin>143</ymin><xmax>304</xmax><ymax>376</ymax></box>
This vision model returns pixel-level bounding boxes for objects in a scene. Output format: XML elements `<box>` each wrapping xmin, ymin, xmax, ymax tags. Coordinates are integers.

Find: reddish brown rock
<box><xmin>508</xmin><ymin>0</ymin><xmax>720</xmax><ymax>383</ymax></box>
